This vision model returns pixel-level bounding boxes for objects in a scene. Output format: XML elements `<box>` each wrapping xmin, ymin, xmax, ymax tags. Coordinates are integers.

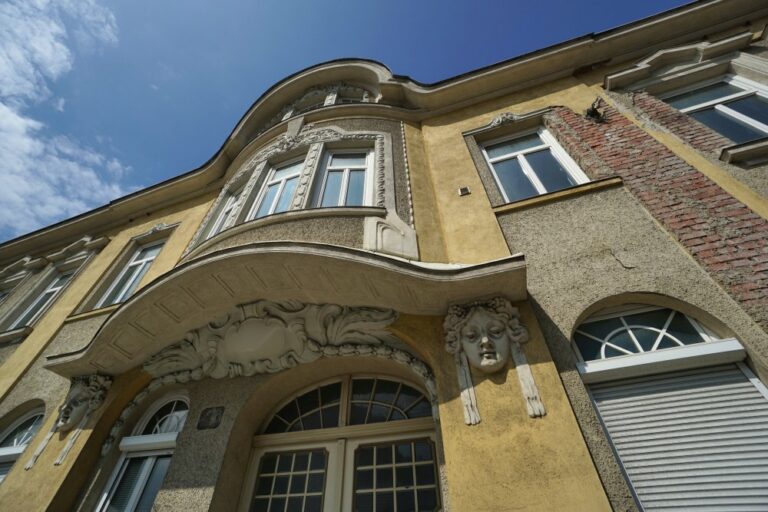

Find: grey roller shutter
<box><xmin>591</xmin><ymin>364</ymin><xmax>768</xmax><ymax>511</ymax></box>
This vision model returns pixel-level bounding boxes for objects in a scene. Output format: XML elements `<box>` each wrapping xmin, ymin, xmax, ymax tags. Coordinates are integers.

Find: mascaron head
<box><xmin>444</xmin><ymin>297</ymin><xmax>528</xmax><ymax>374</ymax></box>
<box><xmin>55</xmin><ymin>375</ymin><xmax>110</xmax><ymax>433</ymax></box>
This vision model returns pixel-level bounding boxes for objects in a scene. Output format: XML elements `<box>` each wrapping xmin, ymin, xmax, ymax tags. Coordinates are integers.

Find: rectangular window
<box><xmin>482</xmin><ymin>129</ymin><xmax>589</xmax><ymax>203</ymax></box>
<box><xmin>248</xmin><ymin>160</ymin><xmax>304</xmax><ymax>220</ymax></box>
<box><xmin>314</xmin><ymin>151</ymin><xmax>372</xmax><ymax>208</ymax></box>
<box><xmin>9</xmin><ymin>272</ymin><xmax>73</xmax><ymax>329</ymax></box>
<box><xmin>206</xmin><ymin>189</ymin><xmax>243</xmax><ymax>239</ymax></box>
<box><xmin>662</xmin><ymin>75</ymin><xmax>768</xmax><ymax>144</ymax></box>
<box><xmin>97</xmin><ymin>241</ymin><xmax>165</xmax><ymax>308</ymax></box>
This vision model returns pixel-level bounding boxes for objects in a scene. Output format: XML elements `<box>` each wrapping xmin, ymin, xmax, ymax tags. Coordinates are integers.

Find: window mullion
<box><xmin>620</xmin><ymin>317</ymin><xmax>645</xmax><ymax>353</ymax></box>
<box><xmin>269</xmin><ymin>180</ymin><xmax>286</xmax><ymax>215</ymax></box>
<box><xmin>678</xmin><ymin>91</ymin><xmax>752</xmax><ymax>113</ymax></box>
<box><xmin>716</xmin><ymin>103</ymin><xmax>768</xmax><ymax>134</ymax></box>
<box><xmin>517</xmin><ymin>155</ymin><xmax>547</xmax><ymax>194</ymax></box>
<box><xmin>651</xmin><ymin>311</ymin><xmax>676</xmax><ymax>351</ymax></box>
<box><xmin>339</xmin><ymin>169</ymin><xmax>350</xmax><ymax>206</ymax></box>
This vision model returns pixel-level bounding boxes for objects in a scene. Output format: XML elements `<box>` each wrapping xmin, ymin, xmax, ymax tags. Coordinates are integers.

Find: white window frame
<box><xmin>239</xmin><ymin>376</ymin><xmax>438</xmax><ymax>512</ymax></box>
<box><xmin>96</xmin><ymin>240</ymin><xmax>165</xmax><ymax>309</ymax></box>
<box><xmin>314</xmin><ymin>149</ymin><xmax>374</xmax><ymax>208</ymax></box>
<box><xmin>206</xmin><ymin>188</ymin><xmax>244</xmax><ymax>240</ymax></box>
<box><xmin>0</xmin><ymin>408</ymin><xmax>44</xmax><ymax>483</ymax></box>
<box><xmin>481</xmin><ymin>127</ymin><xmax>589</xmax><ymax>203</ymax></box>
<box><xmin>660</xmin><ymin>74</ymin><xmax>768</xmax><ymax>138</ymax></box>
<box><xmin>96</xmin><ymin>394</ymin><xmax>188</xmax><ymax>512</ymax></box>
<box><xmin>247</xmin><ymin>158</ymin><xmax>305</xmax><ymax>220</ymax></box>
<box><xmin>8</xmin><ymin>271</ymin><xmax>73</xmax><ymax>330</ymax></box>
<box><xmin>573</xmin><ymin>305</ymin><xmax>745</xmax><ymax>383</ymax></box>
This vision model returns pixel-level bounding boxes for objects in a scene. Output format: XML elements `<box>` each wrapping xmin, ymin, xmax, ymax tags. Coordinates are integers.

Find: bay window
<box><xmin>312</xmin><ymin>151</ymin><xmax>373</xmax><ymax>208</ymax></box>
<box><xmin>248</xmin><ymin>160</ymin><xmax>304</xmax><ymax>220</ymax></box>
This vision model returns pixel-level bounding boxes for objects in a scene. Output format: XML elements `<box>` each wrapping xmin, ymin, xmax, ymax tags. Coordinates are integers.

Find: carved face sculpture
<box><xmin>55</xmin><ymin>382</ymin><xmax>91</xmax><ymax>432</ymax></box>
<box><xmin>459</xmin><ymin>308</ymin><xmax>511</xmax><ymax>374</ymax></box>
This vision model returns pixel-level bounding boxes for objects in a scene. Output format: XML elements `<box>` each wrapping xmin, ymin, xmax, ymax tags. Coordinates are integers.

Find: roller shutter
<box><xmin>590</xmin><ymin>364</ymin><xmax>768</xmax><ymax>511</ymax></box>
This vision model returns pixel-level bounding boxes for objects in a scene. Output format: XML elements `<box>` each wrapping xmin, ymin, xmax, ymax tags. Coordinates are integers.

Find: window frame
<box><xmin>205</xmin><ymin>187</ymin><xmax>245</xmax><ymax>240</ymax></box>
<box><xmin>313</xmin><ymin>149</ymin><xmax>374</xmax><ymax>208</ymax></box>
<box><xmin>7</xmin><ymin>270</ymin><xmax>74</xmax><ymax>331</ymax></box>
<box><xmin>240</xmin><ymin>375</ymin><xmax>438</xmax><ymax>512</ymax></box>
<box><xmin>0</xmin><ymin>408</ymin><xmax>45</xmax><ymax>483</ymax></box>
<box><xmin>96</xmin><ymin>394</ymin><xmax>188</xmax><ymax>512</ymax></box>
<box><xmin>246</xmin><ymin>157</ymin><xmax>306</xmax><ymax>221</ymax></box>
<box><xmin>96</xmin><ymin>239</ymin><xmax>166</xmax><ymax>309</ymax></box>
<box><xmin>481</xmin><ymin>127</ymin><xmax>589</xmax><ymax>204</ymax></box>
<box><xmin>659</xmin><ymin>74</ymin><xmax>768</xmax><ymax>140</ymax></box>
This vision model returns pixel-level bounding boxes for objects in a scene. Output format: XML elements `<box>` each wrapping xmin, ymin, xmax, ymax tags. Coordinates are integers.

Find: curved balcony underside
<box><xmin>46</xmin><ymin>242</ymin><xmax>526</xmax><ymax>378</ymax></box>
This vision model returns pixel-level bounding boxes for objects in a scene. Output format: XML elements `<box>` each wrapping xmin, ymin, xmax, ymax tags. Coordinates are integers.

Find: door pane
<box><xmin>252</xmin><ymin>449</ymin><xmax>327</xmax><ymax>512</ymax></box>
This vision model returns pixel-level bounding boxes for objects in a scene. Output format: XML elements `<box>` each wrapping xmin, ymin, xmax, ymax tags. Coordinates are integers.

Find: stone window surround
<box><xmin>187</xmin><ymin>123</ymin><xmax>418</xmax><ymax>260</ymax></box>
<box><xmin>75</xmin><ymin>224</ymin><xmax>177</xmax><ymax>315</ymax></box>
<box><xmin>0</xmin><ymin>236</ymin><xmax>108</xmax><ymax>345</ymax></box>
<box><xmin>464</xmin><ymin>108</ymin><xmax>592</xmax><ymax>209</ymax></box>
<box><xmin>96</xmin><ymin>392</ymin><xmax>189</xmax><ymax>512</ymax></box>
<box><xmin>604</xmin><ymin>30</ymin><xmax>768</xmax><ymax>165</ymax></box>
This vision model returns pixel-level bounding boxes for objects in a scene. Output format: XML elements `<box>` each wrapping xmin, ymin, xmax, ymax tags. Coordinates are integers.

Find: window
<box><xmin>482</xmin><ymin>128</ymin><xmax>589</xmax><ymax>203</ymax></box>
<box><xmin>99</xmin><ymin>397</ymin><xmax>188</xmax><ymax>512</ymax></box>
<box><xmin>206</xmin><ymin>188</ymin><xmax>244</xmax><ymax>239</ymax></box>
<box><xmin>8</xmin><ymin>272</ymin><xmax>73</xmax><ymax>330</ymax></box>
<box><xmin>97</xmin><ymin>241</ymin><xmax>165</xmax><ymax>308</ymax></box>
<box><xmin>663</xmin><ymin>75</ymin><xmax>768</xmax><ymax>144</ymax></box>
<box><xmin>248</xmin><ymin>160</ymin><xmax>304</xmax><ymax>220</ymax></box>
<box><xmin>313</xmin><ymin>151</ymin><xmax>373</xmax><ymax>208</ymax></box>
<box><xmin>245</xmin><ymin>377</ymin><xmax>440</xmax><ymax>512</ymax></box>
<box><xmin>0</xmin><ymin>409</ymin><xmax>44</xmax><ymax>483</ymax></box>
<box><xmin>574</xmin><ymin>305</ymin><xmax>768</xmax><ymax>510</ymax></box>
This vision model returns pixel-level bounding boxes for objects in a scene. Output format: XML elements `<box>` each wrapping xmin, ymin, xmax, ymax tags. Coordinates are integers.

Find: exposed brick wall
<box><xmin>545</xmin><ymin>105</ymin><xmax>768</xmax><ymax>333</ymax></box>
<box><xmin>628</xmin><ymin>92</ymin><xmax>733</xmax><ymax>154</ymax></box>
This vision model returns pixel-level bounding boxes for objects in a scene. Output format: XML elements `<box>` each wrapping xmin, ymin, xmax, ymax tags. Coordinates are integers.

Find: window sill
<box><xmin>186</xmin><ymin>206</ymin><xmax>387</xmax><ymax>261</ymax></box>
<box><xmin>492</xmin><ymin>177</ymin><xmax>623</xmax><ymax>215</ymax></box>
<box><xmin>720</xmin><ymin>137</ymin><xmax>768</xmax><ymax>167</ymax></box>
<box><xmin>0</xmin><ymin>326</ymin><xmax>33</xmax><ymax>347</ymax></box>
<box><xmin>65</xmin><ymin>304</ymin><xmax>121</xmax><ymax>324</ymax></box>
<box><xmin>577</xmin><ymin>338</ymin><xmax>744</xmax><ymax>383</ymax></box>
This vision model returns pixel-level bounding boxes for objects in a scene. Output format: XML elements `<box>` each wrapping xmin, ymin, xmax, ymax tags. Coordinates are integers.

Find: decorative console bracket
<box><xmin>444</xmin><ymin>297</ymin><xmax>545</xmax><ymax>424</ymax></box>
<box><xmin>25</xmin><ymin>374</ymin><xmax>111</xmax><ymax>469</ymax></box>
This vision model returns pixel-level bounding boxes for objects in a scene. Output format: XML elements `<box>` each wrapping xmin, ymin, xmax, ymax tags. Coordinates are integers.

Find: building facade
<box><xmin>0</xmin><ymin>1</ymin><xmax>767</xmax><ymax>510</ymax></box>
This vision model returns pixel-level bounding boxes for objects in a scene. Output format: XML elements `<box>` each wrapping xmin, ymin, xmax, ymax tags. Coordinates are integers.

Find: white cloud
<box><xmin>0</xmin><ymin>0</ymin><xmax>130</xmax><ymax>241</ymax></box>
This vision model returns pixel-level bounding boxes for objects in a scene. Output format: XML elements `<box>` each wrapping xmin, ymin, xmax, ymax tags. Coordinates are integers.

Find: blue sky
<box><xmin>0</xmin><ymin>0</ymin><xmax>690</xmax><ymax>242</ymax></box>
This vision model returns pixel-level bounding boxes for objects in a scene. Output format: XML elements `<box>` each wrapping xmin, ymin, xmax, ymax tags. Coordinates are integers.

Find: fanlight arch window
<box><xmin>573</xmin><ymin>305</ymin><xmax>719</xmax><ymax>362</ymax></box>
<box><xmin>244</xmin><ymin>376</ymin><xmax>440</xmax><ymax>512</ymax></box>
<box><xmin>0</xmin><ymin>408</ymin><xmax>44</xmax><ymax>483</ymax></box>
<box><xmin>98</xmin><ymin>396</ymin><xmax>189</xmax><ymax>512</ymax></box>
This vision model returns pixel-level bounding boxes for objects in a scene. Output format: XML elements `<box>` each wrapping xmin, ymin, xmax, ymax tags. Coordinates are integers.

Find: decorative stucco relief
<box><xmin>444</xmin><ymin>297</ymin><xmax>545</xmax><ymax>423</ymax></box>
<box><xmin>25</xmin><ymin>374</ymin><xmax>112</xmax><ymax>469</ymax></box>
<box><xmin>102</xmin><ymin>299</ymin><xmax>437</xmax><ymax>454</ymax></box>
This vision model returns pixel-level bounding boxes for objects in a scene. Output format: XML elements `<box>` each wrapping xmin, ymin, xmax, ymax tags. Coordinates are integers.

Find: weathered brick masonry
<box><xmin>544</xmin><ymin>104</ymin><xmax>768</xmax><ymax>334</ymax></box>
<box><xmin>627</xmin><ymin>92</ymin><xmax>733</xmax><ymax>154</ymax></box>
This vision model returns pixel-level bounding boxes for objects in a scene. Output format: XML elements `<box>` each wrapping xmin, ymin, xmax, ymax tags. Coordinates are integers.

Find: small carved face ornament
<box><xmin>460</xmin><ymin>309</ymin><xmax>511</xmax><ymax>374</ymax></box>
<box><xmin>56</xmin><ymin>384</ymin><xmax>90</xmax><ymax>432</ymax></box>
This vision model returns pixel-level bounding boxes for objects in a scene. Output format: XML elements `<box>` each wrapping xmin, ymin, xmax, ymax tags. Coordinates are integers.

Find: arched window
<box><xmin>243</xmin><ymin>376</ymin><xmax>440</xmax><ymax>512</ymax></box>
<box><xmin>573</xmin><ymin>304</ymin><xmax>768</xmax><ymax>510</ymax></box>
<box><xmin>98</xmin><ymin>396</ymin><xmax>189</xmax><ymax>512</ymax></box>
<box><xmin>0</xmin><ymin>408</ymin><xmax>44</xmax><ymax>483</ymax></box>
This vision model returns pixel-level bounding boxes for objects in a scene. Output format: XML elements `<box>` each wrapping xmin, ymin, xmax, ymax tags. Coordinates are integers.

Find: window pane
<box><xmin>134</xmin><ymin>455</ymin><xmax>171</xmax><ymax>512</ymax></box>
<box><xmin>0</xmin><ymin>413</ymin><xmax>43</xmax><ymax>447</ymax></box>
<box><xmin>255</xmin><ymin>184</ymin><xmax>280</xmax><ymax>219</ymax></box>
<box><xmin>142</xmin><ymin>400</ymin><xmax>188</xmax><ymax>435</ymax></box>
<box><xmin>690</xmin><ymin>108</ymin><xmax>765</xmax><ymax>144</ymax></box>
<box><xmin>274</xmin><ymin>177</ymin><xmax>297</xmax><ymax>214</ymax></box>
<box><xmin>491</xmin><ymin>157</ymin><xmax>539</xmax><ymax>202</ymax></box>
<box><xmin>107</xmin><ymin>457</ymin><xmax>147</xmax><ymax>512</ymax></box>
<box><xmin>345</xmin><ymin>170</ymin><xmax>366</xmax><ymax>206</ymax></box>
<box><xmin>118</xmin><ymin>262</ymin><xmax>152</xmax><ymax>303</ymax></box>
<box><xmin>252</xmin><ymin>450</ymin><xmax>326</xmax><ymax>512</ymax></box>
<box><xmin>524</xmin><ymin>149</ymin><xmax>577</xmax><ymax>193</ymax></box>
<box><xmin>330</xmin><ymin>153</ymin><xmax>366</xmax><ymax>167</ymax></box>
<box><xmin>726</xmin><ymin>94</ymin><xmax>768</xmax><ymax>128</ymax></box>
<box><xmin>320</xmin><ymin>171</ymin><xmax>343</xmax><ymax>207</ymax></box>
<box><xmin>485</xmin><ymin>134</ymin><xmax>543</xmax><ymax>159</ymax></box>
<box><xmin>135</xmin><ymin>244</ymin><xmax>162</xmax><ymax>261</ymax></box>
<box><xmin>665</xmin><ymin>82</ymin><xmax>744</xmax><ymax>109</ymax></box>
<box><xmin>666</xmin><ymin>312</ymin><xmax>706</xmax><ymax>345</ymax></box>
<box><xmin>272</xmin><ymin>161</ymin><xmax>303</xmax><ymax>181</ymax></box>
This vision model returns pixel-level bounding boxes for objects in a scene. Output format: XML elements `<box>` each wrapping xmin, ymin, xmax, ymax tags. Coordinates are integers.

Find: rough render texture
<box><xmin>496</xmin><ymin>185</ymin><xmax>768</xmax><ymax>511</ymax></box>
<box><xmin>617</xmin><ymin>91</ymin><xmax>768</xmax><ymax>199</ymax></box>
<box><xmin>545</xmin><ymin>105</ymin><xmax>768</xmax><ymax>336</ymax></box>
<box><xmin>193</xmin><ymin>215</ymin><xmax>366</xmax><ymax>259</ymax></box>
